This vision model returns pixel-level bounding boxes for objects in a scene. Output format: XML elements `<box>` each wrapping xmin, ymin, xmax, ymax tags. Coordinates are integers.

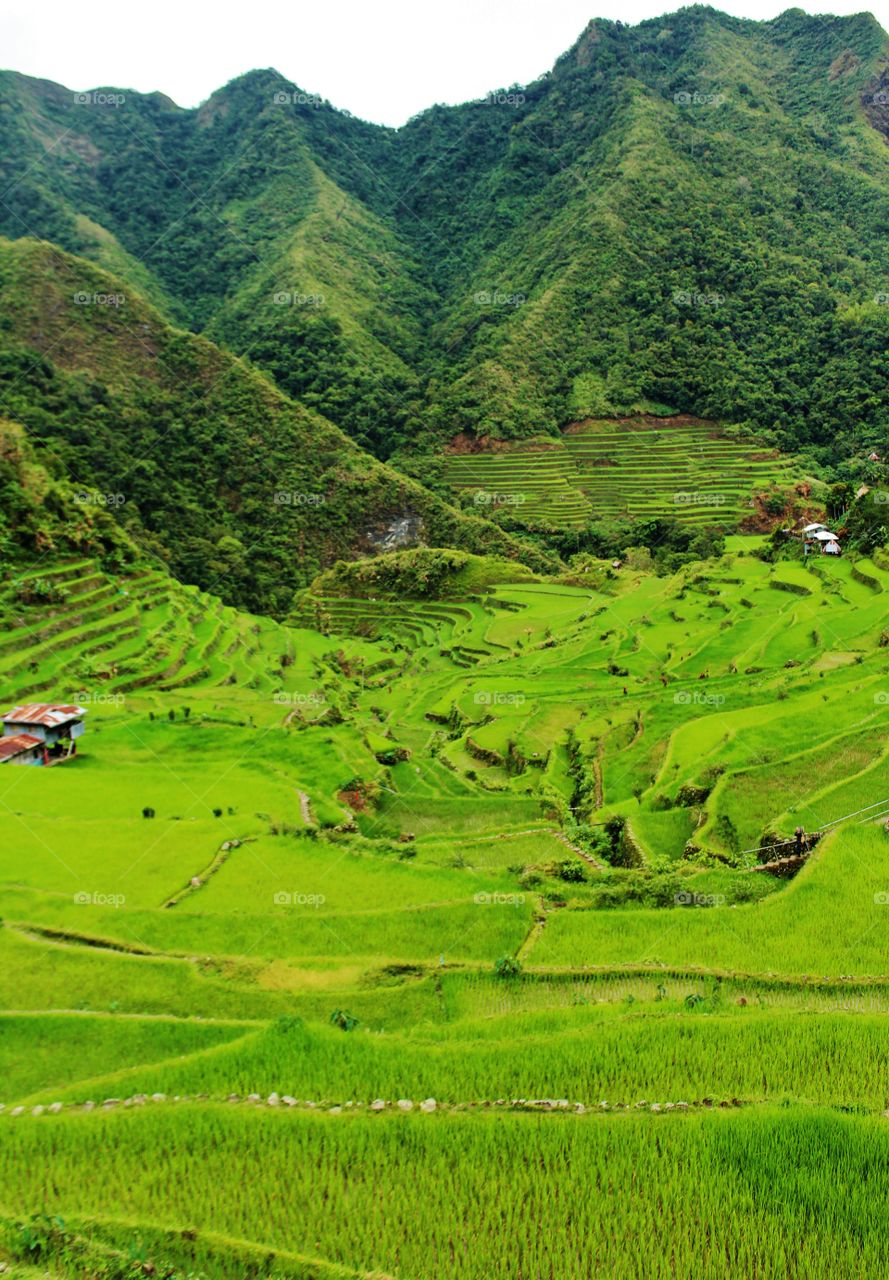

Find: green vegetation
<box><xmin>6</xmin><ymin>1109</ymin><xmax>889</xmax><ymax>1279</ymax></box>
<box><xmin>4</xmin><ymin>10</ymin><xmax>889</xmax><ymax>476</ymax></box>
<box><xmin>444</xmin><ymin>416</ymin><xmax>807</xmax><ymax>537</ymax></box>
<box><xmin>0</xmin><ymin>238</ymin><xmax>552</xmax><ymax>614</ymax></box>
<box><xmin>3</xmin><ymin>534</ymin><xmax>889</xmax><ymax>1275</ymax></box>
<box><xmin>5</xmin><ymin>6</ymin><xmax>889</xmax><ymax>1274</ymax></box>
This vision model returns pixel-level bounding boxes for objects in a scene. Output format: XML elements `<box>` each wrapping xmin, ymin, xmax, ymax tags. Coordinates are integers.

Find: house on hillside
<box><xmin>0</xmin><ymin>703</ymin><xmax>87</xmax><ymax>765</ymax></box>
<box><xmin>0</xmin><ymin>733</ymin><xmax>44</xmax><ymax>765</ymax></box>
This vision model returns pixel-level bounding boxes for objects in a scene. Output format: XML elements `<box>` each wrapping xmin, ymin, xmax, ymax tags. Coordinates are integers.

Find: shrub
<box><xmin>553</xmin><ymin>858</ymin><xmax>587</xmax><ymax>883</ymax></box>
<box><xmin>329</xmin><ymin>1009</ymin><xmax>360</xmax><ymax>1032</ymax></box>
<box><xmin>494</xmin><ymin>955</ymin><xmax>522</xmax><ymax>980</ymax></box>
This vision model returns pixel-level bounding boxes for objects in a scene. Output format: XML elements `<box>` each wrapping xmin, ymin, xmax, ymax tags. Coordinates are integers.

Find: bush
<box><xmin>553</xmin><ymin>858</ymin><xmax>587</xmax><ymax>883</ymax></box>
<box><xmin>494</xmin><ymin>955</ymin><xmax>523</xmax><ymax>980</ymax></box>
<box><xmin>329</xmin><ymin>1009</ymin><xmax>360</xmax><ymax>1031</ymax></box>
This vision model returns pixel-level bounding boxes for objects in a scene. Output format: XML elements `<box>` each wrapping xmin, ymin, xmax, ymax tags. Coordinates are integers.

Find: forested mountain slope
<box><xmin>0</xmin><ymin>237</ymin><xmax>553</xmax><ymax>613</ymax></box>
<box><xmin>2</xmin><ymin>8</ymin><xmax>889</xmax><ymax>470</ymax></box>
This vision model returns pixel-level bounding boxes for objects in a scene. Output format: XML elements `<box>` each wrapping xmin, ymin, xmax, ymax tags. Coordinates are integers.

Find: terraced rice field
<box><xmin>443</xmin><ymin>443</ymin><xmax>593</xmax><ymax>527</ymax></box>
<box><xmin>4</xmin><ymin>541</ymin><xmax>889</xmax><ymax>1278</ymax></box>
<box><xmin>442</xmin><ymin>416</ymin><xmax>797</xmax><ymax>528</ymax></box>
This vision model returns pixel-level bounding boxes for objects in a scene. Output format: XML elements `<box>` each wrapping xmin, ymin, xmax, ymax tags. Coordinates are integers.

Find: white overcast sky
<box><xmin>3</xmin><ymin>0</ymin><xmax>886</xmax><ymax>125</ymax></box>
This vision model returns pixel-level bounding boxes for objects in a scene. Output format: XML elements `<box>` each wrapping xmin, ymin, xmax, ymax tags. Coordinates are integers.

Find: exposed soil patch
<box><xmin>562</xmin><ymin>414</ymin><xmax>716</xmax><ymax>435</ymax></box>
<box><xmin>446</xmin><ymin>432</ymin><xmax>562</xmax><ymax>455</ymax></box>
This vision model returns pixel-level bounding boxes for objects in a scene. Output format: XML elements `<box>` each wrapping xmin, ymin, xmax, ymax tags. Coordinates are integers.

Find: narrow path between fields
<box><xmin>2</xmin><ymin>1092</ymin><xmax>762</xmax><ymax>1119</ymax></box>
<box><xmin>297</xmin><ymin>789</ymin><xmax>314</xmax><ymax>825</ymax></box>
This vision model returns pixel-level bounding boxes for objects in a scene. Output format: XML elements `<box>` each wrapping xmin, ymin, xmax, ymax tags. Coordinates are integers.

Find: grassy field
<box><xmin>5</xmin><ymin>1108</ymin><xmax>889</xmax><ymax>1279</ymax></box>
<box><xmin>3</xmin><ymin>539</ymin><xmax>889</xmax><ymax>1277</ymax></box>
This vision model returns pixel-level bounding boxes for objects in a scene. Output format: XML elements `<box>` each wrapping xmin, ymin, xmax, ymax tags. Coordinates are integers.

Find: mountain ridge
<box><xmin>2</xmin><ymin>4</ymin><xmax>889</xmax><ymax>588</ymax></box>
<box><xmin>0</xmin><ymin>235</ymin><xmax>556</xmax><ymax>612</ymax></box>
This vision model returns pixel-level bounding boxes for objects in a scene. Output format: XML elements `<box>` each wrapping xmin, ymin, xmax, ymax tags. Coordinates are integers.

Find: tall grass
<box><xmin>3</xmin><ymin>1108</ymin><xmax>889</xmax><ymax>1279</ymax></box>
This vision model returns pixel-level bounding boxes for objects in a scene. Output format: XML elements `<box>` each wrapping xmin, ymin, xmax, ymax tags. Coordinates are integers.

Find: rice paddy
<box><xmin>442</xmin><ymin>416</ymin><xmax>799</xmax><ymax>528</ymax></box>
<box><xmin>3</xmin><ymin>537</ymin><xmax>889</xmax><ymax>1277</ymax></box>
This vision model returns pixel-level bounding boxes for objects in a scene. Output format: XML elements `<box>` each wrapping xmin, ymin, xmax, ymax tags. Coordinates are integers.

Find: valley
<box><xmin>3</xmin><ymin>536</ymin><xmax>889</xmax><ymax>1277</ymax></box>
<box><xmin>3</xmin><ymin>4</ymin><xmax>889</xmax><ymax>1275</ymax></box>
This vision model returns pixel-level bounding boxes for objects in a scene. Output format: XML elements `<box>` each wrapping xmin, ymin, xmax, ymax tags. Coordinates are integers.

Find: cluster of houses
<box><xmin>802</xmin><ymin>522</ymin><xmax>841</xmax><ymax>556</ymax></box>
<box><xmin>0</xmin><ymin>704</ymin><xmax>87</xmax><ymax>766</ymax></box>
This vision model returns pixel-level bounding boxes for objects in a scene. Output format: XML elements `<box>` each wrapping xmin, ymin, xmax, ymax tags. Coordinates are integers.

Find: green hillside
<box><xmin>3</xmin><ymin>10</ymin><xmax>889</xmax><ymax>469</ymax></box>
<box><xmin>5</xmin><ymin>8</ymin><xmax>889</xmax><ymax>1275</ymax></box>
<box><xmin>0</xmin><ymin>236</ymin><xmax>553</xmax><ymax>614</ymax></box>
<box><xmin>3</xmin><ymin>538</ymin><xmax>889</xmax><ymax>1274</ymax></box>
<box><xmin>0</xmin><ymin>68</ymin><xmax>426</xmax><ymax>455</ymax></box>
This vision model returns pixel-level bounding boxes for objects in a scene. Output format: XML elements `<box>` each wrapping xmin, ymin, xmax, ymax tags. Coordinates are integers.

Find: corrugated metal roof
<box><xmin>0</xmin><ymin>733</ymin><xmax>43</xmax><ymax>760</ymax></box>
<box><xmin>1</xmin><ymin>703</ymin><xmax>87</xmax><ymax>727</ymax></box>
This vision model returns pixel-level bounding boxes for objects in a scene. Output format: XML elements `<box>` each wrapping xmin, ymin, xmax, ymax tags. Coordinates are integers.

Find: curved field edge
<box><xmin>0</xmin><ymin>1211</ymin><xmax>391</xmax><ymax>1280</ymax></box>
<box><xmin>14</xmin><ymin>1007</ymin><xmax>889</xmax><ymax>1113</ymax></box>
